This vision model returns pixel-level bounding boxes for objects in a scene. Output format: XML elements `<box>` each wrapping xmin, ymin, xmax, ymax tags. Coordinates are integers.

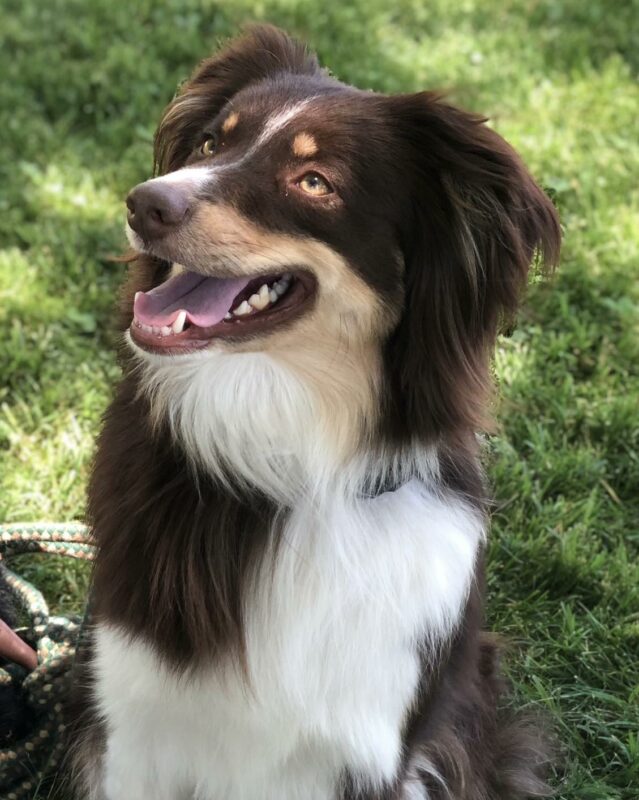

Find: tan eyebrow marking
<box><xmin>292</xmin><ymin>132</ymin><xmax>318</xmax><ymax>158</ymax></box>
<box><xmin>222</xmin><ymin>112</ymin><xmax>239</xmax><ymax>134</ymax></box>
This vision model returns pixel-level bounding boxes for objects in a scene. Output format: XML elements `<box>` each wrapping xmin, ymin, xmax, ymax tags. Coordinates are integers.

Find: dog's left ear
<box><xmin>385</xmin><ymin>92</ymin><xmax>561</xmax><ymax>440</ymax></box>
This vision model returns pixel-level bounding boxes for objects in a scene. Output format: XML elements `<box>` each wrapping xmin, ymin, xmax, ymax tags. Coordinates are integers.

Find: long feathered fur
<box><xmin>68</xmin><ymin>25</ymin><xmax>561</xmax><ymax>800</ymax></box>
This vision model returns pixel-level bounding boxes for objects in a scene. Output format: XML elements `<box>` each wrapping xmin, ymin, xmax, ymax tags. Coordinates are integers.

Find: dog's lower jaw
<box><xmin>88</xmin><ymin>479</ymin><xmax>483</xmax><ymax>800</ymax></box>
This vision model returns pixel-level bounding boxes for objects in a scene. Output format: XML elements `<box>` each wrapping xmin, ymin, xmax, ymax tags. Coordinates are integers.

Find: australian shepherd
<box><xmin>72</xmin><ymin>25</ymin><xmax>561</xmax><ymax>800</ymax></box>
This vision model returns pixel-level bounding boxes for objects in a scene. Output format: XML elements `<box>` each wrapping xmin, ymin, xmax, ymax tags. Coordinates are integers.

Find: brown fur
<box><xmin>88</xmin><ymin>377</ymin><xmax>278</xmax><ymax>667</ymax></box>
<box><xmin>72</xmin><ymin>25</ymin><xmax>561</xmax><ymax>800</ymax></box>
<box><xmin>383</xmin><ymin>93</ymin><xmax>560</xmax><ymax>442</ymax></box>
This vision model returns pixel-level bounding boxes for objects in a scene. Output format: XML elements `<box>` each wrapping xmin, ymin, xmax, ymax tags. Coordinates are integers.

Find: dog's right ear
<box><xmin>154</xmin><ymin>25</ymin><xmax>320</xmax><ymax>174</ymax></box>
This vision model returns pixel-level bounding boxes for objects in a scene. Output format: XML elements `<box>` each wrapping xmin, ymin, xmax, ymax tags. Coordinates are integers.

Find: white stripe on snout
<box><xmin>125</xmin><ymin>166</ymin><xmax>214</xmax><ymax>253</ymax></box>
<box><xmin>147</xmin><ymin>165</ymin><xmax>213</xmax><ymax>189</ymax></box>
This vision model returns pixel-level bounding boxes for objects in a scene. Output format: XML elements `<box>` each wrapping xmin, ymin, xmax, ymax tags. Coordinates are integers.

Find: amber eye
<box><xmin>200</xmin><ymin>137</ymin><xmax>217</xmax><ymax>157</ymax></box>
<box><xmin>298</xmin><ymin>172</ymin><xmax>332</xmax><ymax>197</ymax></box>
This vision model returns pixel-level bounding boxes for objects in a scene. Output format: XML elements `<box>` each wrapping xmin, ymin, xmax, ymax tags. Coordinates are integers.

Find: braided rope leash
<box><xmin>0</xmin><ymin>523</ymin><xmax>95</xmax><ymax>800</ymax></box>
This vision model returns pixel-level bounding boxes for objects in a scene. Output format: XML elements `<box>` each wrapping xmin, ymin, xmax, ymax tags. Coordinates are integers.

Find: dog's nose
<box><xmin>126</xmin><ymin>181</ymin><xmax>192</xmax><ymax>239</ymax></box>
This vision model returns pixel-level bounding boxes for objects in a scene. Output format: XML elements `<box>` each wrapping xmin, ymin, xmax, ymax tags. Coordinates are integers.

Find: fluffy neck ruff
<box><xmin>128</xmin><ymin>341</ymin><xmax>440</xmax><ymax>505</ymax></box>
<box><xmin>89</xmin><ymin>346</ymin><xmax>484</xmax><ymax>669</ymax></box>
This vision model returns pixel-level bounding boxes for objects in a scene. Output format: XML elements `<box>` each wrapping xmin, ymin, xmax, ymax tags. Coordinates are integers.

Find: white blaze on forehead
<box><xmin>256</xmin><ymin>99</ymin><xmax>315</xmax><ymax>148</ymax></box>
<box><xmin>185</xmin><ymin>100</ymin><xmax>316</xmax><ymax>172</ymax></box>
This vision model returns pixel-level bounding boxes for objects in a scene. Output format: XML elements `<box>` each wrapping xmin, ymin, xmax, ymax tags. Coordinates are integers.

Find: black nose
<box><xmin>126</xmin><ymin>181</ymin><xmax>192</xmax><ymax>239</ymax></box>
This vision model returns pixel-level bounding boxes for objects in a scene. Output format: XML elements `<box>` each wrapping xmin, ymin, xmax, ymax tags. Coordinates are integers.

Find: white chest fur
<box><xmin>92</xmin><ymin>480</ymin><xmax>482</xmax><ymax>800</ymax></box>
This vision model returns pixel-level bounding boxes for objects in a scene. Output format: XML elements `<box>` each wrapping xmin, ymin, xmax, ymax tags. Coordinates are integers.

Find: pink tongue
<box><xmin>134</xmin><ymin>271</ymin><xmax>250</xmax><ymax>328</ymax></box>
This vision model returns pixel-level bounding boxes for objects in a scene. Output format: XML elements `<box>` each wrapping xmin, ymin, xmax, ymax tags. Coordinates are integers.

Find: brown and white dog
<box><xmin>73</xmin><ymin>25</ymin><xmax>561</xmax><ymax>800</ymax></box>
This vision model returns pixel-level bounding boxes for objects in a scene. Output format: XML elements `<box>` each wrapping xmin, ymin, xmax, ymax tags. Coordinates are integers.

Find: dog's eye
<box><xmin>298</xmin><ymin>173</ymin><xmax>332</xmax><ymax>197</ymax></box>
<box><xmin>200</xmin><ymin>137</ymin><xmax>217</xmax><ymax>157</ymax></box>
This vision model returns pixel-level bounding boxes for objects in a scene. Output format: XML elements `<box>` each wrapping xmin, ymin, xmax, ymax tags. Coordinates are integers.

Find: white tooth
<box><xmin>249</xmin><ymin>284</ymin><xmax>271</xmax><ymax>310</ymax></box>
<box><xmin>274</xmin><ymin>281</ymin><xmax>287</xmax><ymax>296</ymax></box>
<box><xmin>171</xmin><ymin>310</ymin><xmax>187</xmax><ymax>334</ymax></box>
<box><xmin>224</xmin><ymin>312</ymin><xmax>232</xmax><ymax>320</ymax></box>
<box><xmin>160</xmin><ymin>326</ymin><xmax>172</xmax><ymax>336</ymax></box>
<box><xmin>233</xmin><ymin>300</ymin><xmax>252</xmax><ymax>316</ymax></box>
<box><xmin>134</xmin><ymin>291</ymin><xmax>141</xmax><ymax>302</ymax></box>
<box><xmin>270</xmin><ymin>290</ymin><xmax>278</xmax><ymax>303</ymax></box>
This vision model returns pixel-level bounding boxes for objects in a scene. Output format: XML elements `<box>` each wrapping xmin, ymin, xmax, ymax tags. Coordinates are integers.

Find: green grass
<box><xmin>1</xmin><ymin>1</ymin><xmax>637</xmax><ymax>797</ymax></box>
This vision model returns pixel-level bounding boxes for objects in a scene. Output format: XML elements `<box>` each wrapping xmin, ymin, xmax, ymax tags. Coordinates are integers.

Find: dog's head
<box><xmin>124</xmin><ymin>25</ymin><xmax>560</xmax><ymax>490</ymax></box>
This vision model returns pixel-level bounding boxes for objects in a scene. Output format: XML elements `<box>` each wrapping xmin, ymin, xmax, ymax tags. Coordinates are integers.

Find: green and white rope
<box><xmin>0</xmin><ymin>523</ymin><xmax>95</xmax><ymax>800</ymax></box>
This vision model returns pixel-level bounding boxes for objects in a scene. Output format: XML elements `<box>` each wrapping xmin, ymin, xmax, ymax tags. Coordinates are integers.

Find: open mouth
<box><xmin>130</xmin><ymin>268</ymin><xmax>316</xmax><ymax>353</ymax></box>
